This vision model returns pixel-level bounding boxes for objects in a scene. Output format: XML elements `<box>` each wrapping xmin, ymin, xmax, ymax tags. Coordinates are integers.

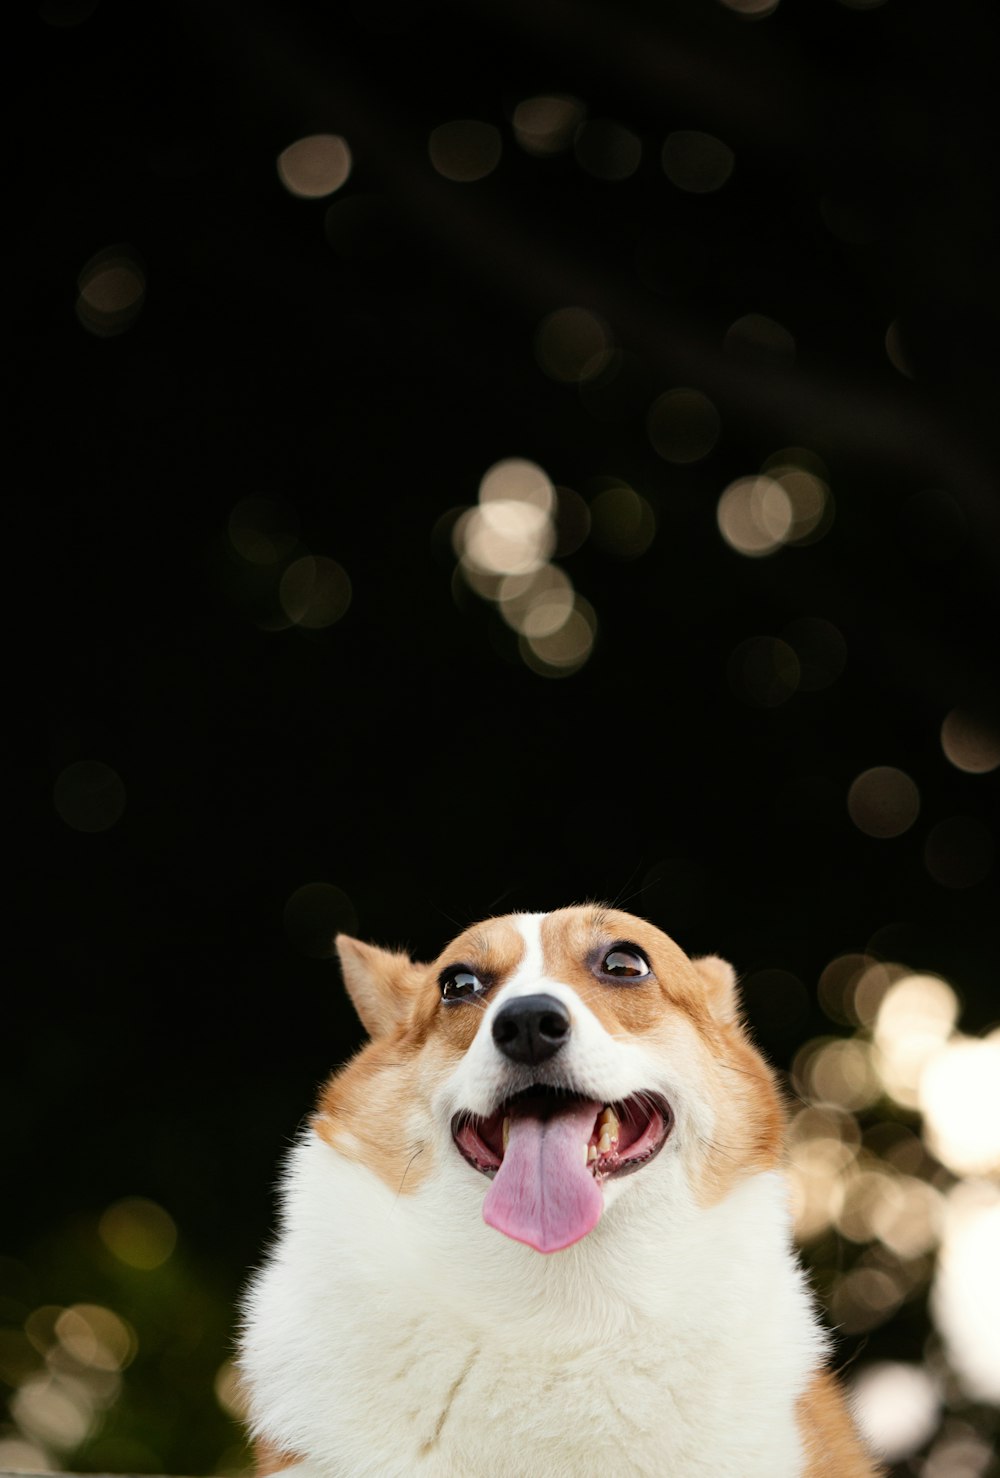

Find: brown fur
<box><xmin>799</xmin><ymin>1370</ymin><xmax>883</xmax><ymax>1476</ymax></box>
<box><xmin>315</xmin><ymin>1031</ymin><xmax>438</xmax><ymax>1194</ymax></box>
<box><xmin>254</xmin><ymin>1435</ymin><xmax>302</xmax><ymax>1475</ymax></box>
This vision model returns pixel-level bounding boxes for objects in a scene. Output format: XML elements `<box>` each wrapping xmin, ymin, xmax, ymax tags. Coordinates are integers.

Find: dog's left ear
<box><xmin>691</xmin><ymin>955</ymin><xmax>741</xmax><ymax>1024</ymax></box>
<box><xmin>335</xmin><ymin>935</ymin><xmax>425</xmax><ymax>1039</ymax></box>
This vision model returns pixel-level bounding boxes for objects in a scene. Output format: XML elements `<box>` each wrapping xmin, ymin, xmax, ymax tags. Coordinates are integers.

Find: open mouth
<box><xmin>452</xmin><ymin>1087</ymin><xmax>673</xmax><ymax>1180</ymax></box>
<box><xmin>451</xmin><ymin>1087</ymin><xmax>673</xmax><ymax>1254</ymax></box>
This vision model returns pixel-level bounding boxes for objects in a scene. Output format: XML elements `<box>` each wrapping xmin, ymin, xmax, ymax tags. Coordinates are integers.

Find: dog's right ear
<box><xmin>691</xmin><ymin>954</ymin><xmax>741</xmax><ymax>1025</ymax></box>
<box><xmin>334</xmin><ymin>935</ymin><xmax>425</xmax><ymax>1038</ymax></box>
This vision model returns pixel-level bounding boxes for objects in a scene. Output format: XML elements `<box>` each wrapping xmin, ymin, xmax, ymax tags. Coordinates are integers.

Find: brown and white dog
<box><xmin>239</xmin><ymin>905</ymin><xmax>880</xmax><ymax>1476</ymax></box>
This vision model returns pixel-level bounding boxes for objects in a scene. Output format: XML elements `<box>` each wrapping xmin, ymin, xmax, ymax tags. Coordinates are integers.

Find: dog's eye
<box><xmin>601</xmin><ymin>946</ymin><xmax>649</xmax><ymax>979</ymax></box>
<box><xmin>440</xmin><ymin>967</ymin><xmax>485</xmax><ymax>1002</ymax></box>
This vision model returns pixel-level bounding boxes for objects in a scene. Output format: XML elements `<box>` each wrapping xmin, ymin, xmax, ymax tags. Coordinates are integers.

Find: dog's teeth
<box><xmin>597</xmin><ymin>1131</ymin><xmax>613</xmax><ymax>1156</ymax></box>
<box><xmin>502</xmin><ymin>1117</ymin><xmax>510</xmax><ymax>1152</ymax></box>
<box><xmin>598</xmin><ymin>1106</ymin><xmax>620</xmax><ymax>1141</ymax></box>
<box><xmin>587</xmin><ymin>1144</ymin><xmax>598</xmax><ymax>1164</ymax></box>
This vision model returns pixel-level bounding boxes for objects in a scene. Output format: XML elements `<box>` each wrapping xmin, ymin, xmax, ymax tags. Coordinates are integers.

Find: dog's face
<box><xmin>318</xmin><ymin>905</ymin><xmax>785</xmax><ymax>1252</ymax></box>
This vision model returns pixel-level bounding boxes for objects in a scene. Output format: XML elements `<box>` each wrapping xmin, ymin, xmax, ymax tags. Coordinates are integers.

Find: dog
<box><xmin>239</xmin><ymin>905</ymin><xmax>880</xmax><ymax>1476</ymax></box>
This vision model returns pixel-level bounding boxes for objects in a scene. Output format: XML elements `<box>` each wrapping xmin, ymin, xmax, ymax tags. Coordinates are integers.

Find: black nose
<box><xmin>491</xmin><ymin>993</ymin><xmax>571</xmax><ymax>1066</ymax></box>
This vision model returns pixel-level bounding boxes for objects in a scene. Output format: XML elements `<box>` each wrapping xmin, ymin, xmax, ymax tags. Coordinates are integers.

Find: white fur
<box><xmin>240</xmin><ymin>913</ymin><xmax>829</xmax><ymax>1477</ymax></box>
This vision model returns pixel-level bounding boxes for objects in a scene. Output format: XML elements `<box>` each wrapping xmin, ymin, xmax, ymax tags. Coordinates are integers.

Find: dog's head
<box><xmin>318</xmin><ymin>905</ymin><xmax>785</xmax><ymax>1253</ymax></box>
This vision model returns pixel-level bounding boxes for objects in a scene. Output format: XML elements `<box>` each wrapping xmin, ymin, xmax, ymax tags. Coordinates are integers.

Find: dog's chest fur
<box><xmin>242</xmin><ymin>1141</ymin><xmax>824</xmax><ymax>1477</ymax></box>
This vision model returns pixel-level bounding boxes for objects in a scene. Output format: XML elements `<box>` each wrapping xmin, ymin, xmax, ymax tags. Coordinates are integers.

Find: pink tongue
<box><xmin>482</xmin><ymin>1098</ymin><xmax>603</xmax><ymax>1252</ymax></box>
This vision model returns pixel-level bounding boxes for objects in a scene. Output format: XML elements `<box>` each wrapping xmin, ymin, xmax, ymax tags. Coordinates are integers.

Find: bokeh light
<box><xmin>836</xmin><ymin>1164</ymin><xmax>943</xmax><ymax>1257</ymax></box>
<box><xmin>98</xmin><ymin>1198</ymin><xmax>177</xmax><ymax>1271</ymax></box>
<box><xmin>534</xmin><ymin>306</ymin><xmax>614</xmax><ymax>383</ymax></box>
<box><xmin>786</xmin><ymin>1105</ymin><xmax>857</xmax><ymax>1241</ymax></box>
<box><xmin>847</xmin><ymin>766</ymin><xmax>920</xmax><ymax>839</ymax></box>
<box><xmin>588</xmin><ymin>483</ymin><xmax>655</xmax><ymax>559</ymax></box>
<box><xmin>519</xmin><ymin>597</ymin><xmax>596</xmax><ymax>678</ymax></box>
<box><xmin>214</xmin><ymin>1359</ymin><xmax>248</xmax><ymax>1420</ymax></box>
<box><xmin>873</xmin><ymin>972</ymin><xmax>959</xmax><ymax>1108</ymax></box>
<box><xmin>798</xmin><ymin>1036</ymin><xmax>880</xmax><ymax>1112</ymax></box>
<box><xmin>940</xmin><ymin>707</ymin><xmax>1000</xmax><ymax>774</ymax></box>
<box><xmin>852</xmin><ymin>959</ymin><xmax>901</xmax><ymax>1026</ymax></box>
<box><xmin>932</xmin><ymin>1180</ymin><xmax>1000</xmax><ymax>1402</ymax></box>
<box><xmin>497</xmin><ymin>565</ymin><xmax>575</xmax><ymax>638</ymax></box>
<box><xmin>919</xmin><ymin>1033</ymin><xmax>1000</xmax><ymax>1175</ymax></box>
<box><xmin>818</xmin><ymin>952</ymin><xmax>873</xmax><ymax>1025</ymax></box>
<box><xmin>717</xmin><ymin>475</ymin><xmax>793</xmax><ymax>556</ymax></box>
<box><xmin>276</xmin><ymin>135</ymin><xmax>352</xmax><ymax>198</ymax></box>
<box><xmin>723</xmin><ymin>312</ymin><xmax>795</xmax><ymax>369</ymax></box>
<box><xmin>1</xmin><ymin>1211</ymin><xmax>246</xmax><ymax>1475</ymax></box>
<box><xmin>781</xmin><ymin>921</ymin><xmax>1000</xmax><ymax>1411</ymax></box>
<box><xmin>829</xmin><ymin>1261</ymin><xmax>906</xmax><ymax>1335</ymax></box>
<box><xmin>661</xmin><ymin>131</ymin><xmax>734</xmax><ymax>193</ymax></box>
<box><xmin>450</xmin><ymin>458</ymin><xmax>599</xmax><ymax>678</ymax></box>
<box><xmin>283</xmin><ymin>882</ymin><xmax>358</xmax><ymax>959</ymax></box>
<box><xmin>228</xmin><ymin>497</ymin><xmax>300</xmax><ymax>564</ymax></box>
<box><xmin>76</xmin><ymin>247</ymin><xmax>145</xmax><ymax>337</ymax></box>
<box><xmin>885</xmin><ymin>319</ymin><xmax>915</xmax><ymax>378</ymax></box>
<box><xmin>646</xmin><ymin>387</ymin><xmax>720</xmax><ymax>463</ymax></box>
<box><xmin>0</xmin><ymin>1436</ymin><xmax>49</xmax><ymax>1471</ymax></box>
<box><xmin>851</xmin><ymin>1362</ymin><xmax>940</xmax><ymax>1464</ymax></box>
<box><xmin>512</xmin><ymin>95</ymin><xmax>585</xmax><ymax>156</ymax></box>
<box><xmin>52</xmin><ymin>761</ymin><xmax>126</xmax><ymax>834</ymax></box>
<box><xmin>727</xmin><ymin>635</ymin><xmax>800</xmax><ymax>707</ymax></box>
<box><xmin>428</xmin><ymin>120</ymin><xmax>502</xmax><ymax>182</ymax></box>
<box><xmin>457</xmin><ymin>498</ymin><xmax>554</xmax><ymax>576</ymax></box>
<box><xmin>867</xmin><ymin>1175</ymin><xmax>943</xmax><ymax>1260</ymax></box>
<box><xmin>922</xmin><ymin>1424</ymin><xmax>996</xmax><ymax>1478</ymax></box>
<box><xmin>454</xmin><ymin>465</ymin><xmax>555</xmax><ymax>578</ymax></box>
<box><xmin>54</xmin><ymin>1306</ymin><xmax>135</xmax><ymax>1373</ymax></box>
<box><xmin>817</xmin><ymin>956</ymin><xmax>911</xmax><ymax>1033</ymax></box>
<box><xmin>760</xmin><ymin>459</ymin><xmax>832</xmax><ymax>543</ymax></box>
<box><xmin>717</xmin><ymin>0</ymin><xmax>781</xmax><ymax>18</ymax></box>
<box><xmin>279</xmin><ymin>556</ymin><xmax>352</xmax><ymax>629</ymax></box>
<box><xmin>11</xmin><ymin>1369</ymin><xmax>96</xmax><ymax>1453</ymax></box>
<box><xmin>574</xmin><ymin>119</ymin><xmax>642</xmax><ymax>181</ymax></box>
<box><xmin>479</xmin><ymin>457</ymin><xmax>555</xmax><ymax>513</ymax></box>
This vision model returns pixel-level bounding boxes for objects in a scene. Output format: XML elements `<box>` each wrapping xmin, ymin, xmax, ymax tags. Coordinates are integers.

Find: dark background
<box><xmin>7</xmin><ymin>0</ymin><xmax>1000</xmax><ymax>1472</ymax></box>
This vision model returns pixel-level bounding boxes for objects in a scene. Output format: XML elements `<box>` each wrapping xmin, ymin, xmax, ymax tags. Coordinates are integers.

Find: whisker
<box><xmin>715</xmin><ymin>1059</ymin><xmax>763</xmax><ymax>1080</ymax></box>
<box><xmin>424</xmin><ymin>896</ymin><xmax>467</xmax><ymax>933</ymax></box>
<box><xmin>832</xmin><ymin>1336</ymin><xmax>870</xmax><ymax>1379</ymax></box>
<box><xmin>484</xmin><ymin>882</ymin><xmax>524</xmax><ymax>915</ymax></box>
<box><xmin>697</xmin><ymin>1134</ymin><xmax>744</xmax><ymax>1165</ymax></box>
<box><xmin>607</xmin><ymin>863</ymin><xmax>647</xmax><ymax>914</ymax></box>
<box><xmin>395</xmin><ymin>1144</ymin><xmax>425</xmax><ymax>1201</ymax></box>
